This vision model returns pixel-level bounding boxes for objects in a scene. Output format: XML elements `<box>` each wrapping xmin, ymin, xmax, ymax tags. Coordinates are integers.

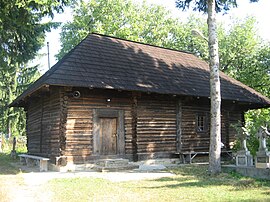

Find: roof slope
<box><xmin>11</xmin><ymin>33</ymin><xmax>270</xmax><ymax>108</ymax></box>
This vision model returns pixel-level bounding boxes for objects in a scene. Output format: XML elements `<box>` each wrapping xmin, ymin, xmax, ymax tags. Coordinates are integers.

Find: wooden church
<box><xmin>10</xmin><ymin>33</ymin><xmax>270</xmax><ymax>166</ymax></box>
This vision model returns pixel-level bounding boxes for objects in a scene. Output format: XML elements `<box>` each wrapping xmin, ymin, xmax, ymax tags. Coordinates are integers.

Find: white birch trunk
<box><xmin>207</xmin><ymin>0</ymin><xmax>221</xmax><ymax>174</ymax></box>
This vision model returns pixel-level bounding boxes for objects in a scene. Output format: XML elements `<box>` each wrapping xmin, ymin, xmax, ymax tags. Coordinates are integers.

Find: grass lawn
<box><xmin>0</xmin><ymin>152</ymin><xmax>270</xmax><ymax>202</ymax></box>
<box><xmin>47</xmin><ymin>165</ymin><xmax>270</xmax><ymax>202</ymax></box>
<box><xmin>0</xmin><ymin>153</ymin><xmax>22</xmax><ymax>175</ymax></box>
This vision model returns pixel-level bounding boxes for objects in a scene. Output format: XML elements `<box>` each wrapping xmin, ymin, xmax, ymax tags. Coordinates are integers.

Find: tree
<box><xmin>220</xmin><ymin>17</ymin><xmax>270</xmax><ymax>154</ymax></box>
<box><xmin>0</xmin><ymin>0</ymin><xmax>72</xmax><ymax>137</ymax></box>
<box><xmin>177</xmin><ymin>16</ymin><xmax>270</xmax><ymax>155</ymax></box>
<box><xmin>207</xmin><ymin>0</ymin><xmax>222</xmax><ymax>174</ymax></box>
<box><xmin>57</xmin><ymin>0</ymin><xmax>178</xmax><ymax>59</ymax></box>
<box><xmin>175</xmin><ymin>0</ymin><xmax>259</xmax><ymax>174</ymax></box>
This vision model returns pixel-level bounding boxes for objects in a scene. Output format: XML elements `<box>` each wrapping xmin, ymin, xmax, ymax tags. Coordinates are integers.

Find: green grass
<box><xmin>47</xmin><ymin>165</ymin><xmax>270</xmax><ymax>202</ymax></box>
<box><xmin>0</xmin><ymin>150</ymin><xmax>270</xmax><ymax>202</ymax></box>
<box><xmin>0</xmin><ymin>153</ymin><xmax>22</xmax><ymax>175</ymax></box>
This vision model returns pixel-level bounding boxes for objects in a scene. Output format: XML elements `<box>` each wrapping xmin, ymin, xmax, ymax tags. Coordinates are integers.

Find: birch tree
<box><xmin>207</xmin><ymin>0</ymin><xmax>222</xmax><ymax>174</ymax></box>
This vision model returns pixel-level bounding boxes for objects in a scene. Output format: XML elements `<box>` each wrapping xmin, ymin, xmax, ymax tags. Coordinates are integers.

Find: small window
<box><xmin>196</xmin><ymin>115</ymin><xmax>206</xmax><ymax>132</ymax></box>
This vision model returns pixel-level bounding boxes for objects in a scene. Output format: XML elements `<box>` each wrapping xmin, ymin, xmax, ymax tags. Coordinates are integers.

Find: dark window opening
<box><xmin>197</xmin><ymin>115</ymin><xmax>206</xmax><ymax>132</ymax></box>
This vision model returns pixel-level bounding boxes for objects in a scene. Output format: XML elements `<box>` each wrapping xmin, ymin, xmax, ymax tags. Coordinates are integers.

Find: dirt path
<box><xmin>5</xmin><ymin>173</ymin><xmax>52</xmax><ymax>202</ymax></box>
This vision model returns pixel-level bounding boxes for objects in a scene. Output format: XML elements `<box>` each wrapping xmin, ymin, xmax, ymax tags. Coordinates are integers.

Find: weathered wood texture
<box><xmin>227</xmin><ymin>110</ymin><xmax>242</xmax><ymax>148</ymax></box>
<box><xmin>100</xmin><ymin>118</ymin><xmax>117</xmax><ymax>155</ymax></box>
<box><xmin>180</xmin><ymin>100</ymin><xmax>240</xmax><ymax>152</ymax></box>
<box><xmin>26</xmin><ymin>87</ymin><xmax>61</xmax><ymax>159</ymax></box>
<box><xmin>136</xmin><ymin>95</ymin><xmax>177</xmax><ymax>159</ymax></box>
<box><xmin>181</xmin><ymin>104</ymin><xmax>211</xmax><ymax>152</ymax></box>
<box><xmin>64</xmin><ymin>89</ymin><xmax>133</xmax><ymax>163</ymax></box>
<box><xmin>26</xmin><ymin>87</ymin><xmax>242</xmax><ymax>164</ymax></box>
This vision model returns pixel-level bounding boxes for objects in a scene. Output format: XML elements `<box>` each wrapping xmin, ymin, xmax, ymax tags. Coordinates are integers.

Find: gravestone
<box><xmin>255</xmin><ymin>126</ymin><xmax>270</xmax><ymax>169</ymax></box>
<box><xmin>236</xmin><ymin>127</ymin><xmax>253</xmax><ymax>167</ymax></box>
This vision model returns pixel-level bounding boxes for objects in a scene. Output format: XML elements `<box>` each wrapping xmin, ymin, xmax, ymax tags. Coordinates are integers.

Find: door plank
<box><xmin>100</xmin><ymin>118</ymin><xmax>117</xmax><ymax>155</ymax></box>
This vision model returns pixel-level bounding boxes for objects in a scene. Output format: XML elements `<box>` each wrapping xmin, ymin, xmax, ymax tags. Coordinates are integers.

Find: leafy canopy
<box><xmin>175</xmin><ymin>0</ymin><xmax>259</xmax><ymax>13</ymax></box>
<box><xmin>57</xmin><ymin>0</ymin><xmax>178</xmax><ymax>59</ymax></box>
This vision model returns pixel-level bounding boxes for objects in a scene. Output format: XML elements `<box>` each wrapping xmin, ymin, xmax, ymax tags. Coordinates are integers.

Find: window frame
<box><xmin>196</xmin><ymin>113</ymin><xmax>208</xmax><ymax>133</ymax></box>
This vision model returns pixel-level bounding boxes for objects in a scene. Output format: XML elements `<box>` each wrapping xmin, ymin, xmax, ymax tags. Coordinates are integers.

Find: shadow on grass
<box><xmin>144</xmin><ymin>164</ymin><xmax>270</xmax><ymax>191</ymax></box>
<box><xmin>0</xmin><ymin>153</ymin><xmax>22</xmax><ymax>175</ymax></box>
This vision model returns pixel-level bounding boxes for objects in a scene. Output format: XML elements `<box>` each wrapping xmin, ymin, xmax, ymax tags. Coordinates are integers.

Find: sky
<box><xmin>37</xmin><ymin>0</ymin><xmax>270</xmax><ymax>73</ymax></box>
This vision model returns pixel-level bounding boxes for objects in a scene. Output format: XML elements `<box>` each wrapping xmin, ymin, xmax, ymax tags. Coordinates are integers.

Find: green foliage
<box><xmin>218</xmin><ymin>17</ymin><xmax>270</xmax><ymax>154</ymax></box>
<box><xmin>175</xmin><ymin>0</ymin><xmax>259</xmax><ymax>13</ymax></box>
<box><xmin>245</xmin><ymin>109</ymin><xmax>270</xmax><ymax>155</ymax></box>
<box><xmin>218</xmin><ymin>17</ymin><xmax>270</xmax><ymax>94</ymax></box>
<box><xmin>57</xmin><ymin>0</ymin><xmax>179</xmax><ymax>59</ymax></box>
<box><xmin>0</xmin><ymin>0</ymin><xmax>72</xmax><ymax>136</ymax></box>
<box><xmin>0</xmin><ymin>64</ymin><xmax>40</xmax><ymax>137</ymax></box>
<box><xmin>0</xmin><ymin>134</ymin><xmax>27</xmax><ymax>153</ymax></box>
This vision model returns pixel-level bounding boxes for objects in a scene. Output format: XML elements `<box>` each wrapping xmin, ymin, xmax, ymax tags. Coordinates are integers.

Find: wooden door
<box><xmin>100</xmin><ymin>118</ymin><xmax>117</xmax><ymax>155</ymax></box>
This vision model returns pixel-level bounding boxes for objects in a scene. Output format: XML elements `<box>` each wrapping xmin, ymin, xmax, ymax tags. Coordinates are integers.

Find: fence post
<box><xmin>10</xmin><ymin>137</ymin><xmax>16</xmax><ymax>159</ymax></box>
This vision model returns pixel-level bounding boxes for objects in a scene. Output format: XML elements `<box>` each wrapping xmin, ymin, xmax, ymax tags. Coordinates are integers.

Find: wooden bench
<box><xmin>176</xmin><ymin>150</ymin><xmax>233</xmax><ymax>164</ymax></box>
<box><xmin>19</xmin><ymin>154</ymin><xmax>50</xmax><ymax>172</ymax></box>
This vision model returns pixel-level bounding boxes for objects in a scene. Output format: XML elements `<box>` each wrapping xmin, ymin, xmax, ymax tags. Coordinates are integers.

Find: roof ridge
<box><xmin>90</xmin><ymin>32</ymin><xmax>194</xmax><ymax>56</ymax></box>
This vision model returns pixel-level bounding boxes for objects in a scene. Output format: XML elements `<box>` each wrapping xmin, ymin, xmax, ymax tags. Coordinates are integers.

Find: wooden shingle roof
<box><xmin>11</xmin><ymin>33</ymin><xmax>270</xmax><ymax>108</ymax></box>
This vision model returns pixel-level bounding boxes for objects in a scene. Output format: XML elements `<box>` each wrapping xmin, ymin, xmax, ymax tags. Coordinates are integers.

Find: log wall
<box><xmin>26</xmin><ymin>87</ymin><xmax>61</xmax><ymax>159</ymax></box>
<box><xmin>64</xmin><ymin>89</ymin><xmax>133</xmax><ymax>163</ymax></box>
<box><xmin>181</xmin><ymin>104</ymin><xmax>210</xmax><ymax>152</ymax></box>
<box><xmin>26</xmin><ymin>87</ymin><xmax>243</xmax><ymax>164</ymax></box>
<box><xmin>136</xmin><ymin>95</ymin><xmax>177</xmax><ymax>159</ymax></box>
<box><xmin>26</xmin><ymin>97</ymin><xmax>42</xmax><ymax>154</ymax></box>
<box><xmin>180</xmin><ymin>100</ymin><xmax>241</xmax><ymax>152</ymax></box>
<box><xmin>227</xmin><ymin>110</ymin><xmax>243</xmax><ymax>148</ymax></box>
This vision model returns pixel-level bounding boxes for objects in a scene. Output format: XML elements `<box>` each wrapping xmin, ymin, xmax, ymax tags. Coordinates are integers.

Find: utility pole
<box><xmin>47</xmin><ymin>42</ymin><xmax>50</xmax><ymax>69</ymax></box>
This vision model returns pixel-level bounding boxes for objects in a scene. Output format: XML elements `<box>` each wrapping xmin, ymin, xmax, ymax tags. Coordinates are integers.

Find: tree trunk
<box><xmin>207</xmin><ymin>0</ymin><xmax>221</xmax><ymax>174</ymax></box>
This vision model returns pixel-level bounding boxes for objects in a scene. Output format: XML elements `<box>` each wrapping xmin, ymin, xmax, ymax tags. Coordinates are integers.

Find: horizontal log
<box><xmin>137</xmin><ymin>127</ymin><xmax>176</xmax><ymax>131</ymax></box>
<box><xmin>137</xmin><ymin>141</ymin><xmax>176</xmax><ymax>145</ymax></box>
<box><xmin>66</xmin><ymin>131</ymin><xmax>92</xmax><ymax>135</ymax></box>
<box><xmin>66</xmin><ymin>140</ymin><xmax>91</xmax><ymax>145</ymax></box>
<box><xmin>137</xmin><ymin>147</ymin><xmax>176</xmax><ymax>153</ymax></box>
<box><xmin>137</xmin><ymin>131</ymin><xmax>176</xmax><ymax>135</ymax></box>
<box><xmin>64</xmin><ymin>144</ymin><xmax>92</xmax><ymax>150</ymax></box>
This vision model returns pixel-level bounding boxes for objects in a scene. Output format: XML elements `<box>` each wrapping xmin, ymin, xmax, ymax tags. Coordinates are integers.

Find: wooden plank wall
<box><xmin>181</xmin><ymin>104</ymin><xmax>210</xmax><ymax>152</ymax></box>
<box><xmin>64</xmin><ymin>89</ymin><xmax>133</xmax><ymax>163</ymax></box>
<box><xmin>136</xmin><ymin>95</ymin><xmax>177</xmax><ymax>159</ymax></box>
<box><xmin>27</xmin><ymin>97</ymin><xmax>42</xmax><ymax>154</ymax></box>
<box><xmin>26</xmin><ymin>87</ymin><xmax>242</xmax><ymax>163</ymax></box>
<box><xmin>228</xmin><ymin>110</ymin><xmax>242</xmax><ymax>148</ymax></box>
<box><xmin>26</xmin><ymin>87</ymin><xmax>61</xmax><ymax>159</ymax></box>
<box><xmin>180</xmin><ymin>102</ymin><xmax>240</xmax><ymax>152</ymax></box>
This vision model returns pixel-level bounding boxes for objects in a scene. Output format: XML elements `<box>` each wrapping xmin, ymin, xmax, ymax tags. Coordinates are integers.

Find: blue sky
<box><xmin>36</xmin><ymin>0</ymin><xmax>270</xmax><ymax>73</ymax></box>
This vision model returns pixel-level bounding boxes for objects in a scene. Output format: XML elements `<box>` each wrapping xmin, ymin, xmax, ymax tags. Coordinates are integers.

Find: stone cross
<box><xmin>257</xmin><ymin>126</ymin><xmax>270</xmax><ymax>152</ymax></box>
